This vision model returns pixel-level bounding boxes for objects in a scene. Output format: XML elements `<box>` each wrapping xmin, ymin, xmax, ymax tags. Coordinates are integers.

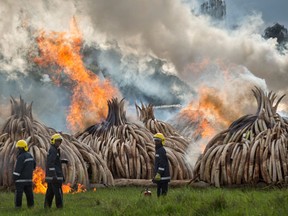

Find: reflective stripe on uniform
<box><xmin>49</xmin><ymin>168</ymin><xmax>55</xmax><ymax>171</ymax></box>
<box><xmin>15</xmin><ymin>179</ymin><xmax>32</xmax><ymax>183</ymax></box>
<box><xmin>13</xmin><ymin>172</ymin><xmax>21</xmax><ymax>176</ymax></box>
<box><xmin>24</xmin><ymin>158</ymin><xmax>34</xmax><ymax>163</ymax></box>
<box><xmin>160</xmin><ymin>176</ymin><xmax>171</xmax><ymax>180</ymax></box>
<box><xmin>45</xmin><ymin>176</ymin><xmax>63</xmax><ymax>180</ymax></box>
<box><xmin>155</xmin><ymin>154</ymin><xmax>159</xmax><ymax>157</ymax></box>
<box><xmin>158</xmin><ymin>167</ymin><xmax>165</xmax><ymax>171</ymax></box>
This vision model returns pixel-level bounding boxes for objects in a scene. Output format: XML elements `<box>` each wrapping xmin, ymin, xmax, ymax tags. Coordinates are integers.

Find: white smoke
<box><xmin>79</xmin><ymin>0</ymin><xmax>288</xmax><ymax>91</ymax></box>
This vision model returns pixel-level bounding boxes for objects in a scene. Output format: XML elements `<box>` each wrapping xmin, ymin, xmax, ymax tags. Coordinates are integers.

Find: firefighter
<box><xmin>13</xmin><ymin>139</ymin><xmax>36</xmax><ymax>208</ymax></box>
<box><xmin>152</xmin><ymin>133</ymin><xmax>171</xmax><ymax>197</ymax></box>
<box><xmin>44</xmin><ymin>133</ymin><xmax>67</xmax><ymax>208</ymax></box>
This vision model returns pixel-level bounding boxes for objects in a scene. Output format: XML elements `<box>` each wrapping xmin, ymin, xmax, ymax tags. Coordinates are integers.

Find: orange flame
<box><xmin>180</xmin><ymin>87</ymin><xmax>236</xmax><ymax>139</ymax></box>
<box><xmin>181</xmin><ymin>104</ymin><xmax>216</xmax><ymax>139</ymax></box>
<box><xmin>33</xmin><ymin>167</ymin><xmax>47</xmax><ymax>194</ymax></box>
<box><xmin>34</xmin><ymin>17</ymin><xmax>118</xmax><ymax>132</ymax></box>
<box><xmin>180</xmin><ymin>86</ymin><xmax>243</xmax><ymax>153</ymax></box>
<box><xmin>32</xmin><ymin>167</ymin><xmax>86</xmax><ymax>194</ymax></box>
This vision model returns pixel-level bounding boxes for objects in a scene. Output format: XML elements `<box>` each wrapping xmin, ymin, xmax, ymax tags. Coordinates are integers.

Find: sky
<box><xmin>226</xmin><ymin>0</ymin><xmax>288</xmax><ymax>27</ymax></box>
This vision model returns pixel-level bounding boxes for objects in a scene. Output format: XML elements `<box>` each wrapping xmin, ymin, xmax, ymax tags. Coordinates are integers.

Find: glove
<box><xmin>154</xmin><ymin>173</ymin><xmax>161</xmax><ymax>181</ymax></box>
<box><xmin>61</xmin><ymin>159</ymin><xmax>69</xmax><ymax>164</ymax></box>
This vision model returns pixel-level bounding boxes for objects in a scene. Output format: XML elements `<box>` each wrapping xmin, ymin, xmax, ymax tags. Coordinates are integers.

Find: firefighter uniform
<box><xmin>44</xmin><ymin>134</ymin><xmax>64</xmax><ymax>208</ymax></box>
<box><xmin>13</xmin><ymin>140</ymin><xmax>36</xmax><ymax>208</ymax></box>
<box><xmin>153</xmin><ymin>133</ymin><xmax>171</xmax><ymax>197</ymax></box>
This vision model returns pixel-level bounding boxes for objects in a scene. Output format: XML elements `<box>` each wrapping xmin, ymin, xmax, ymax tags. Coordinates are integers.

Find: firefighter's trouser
<box><xmin>15</xmin><ymin>183</ymin><xmax>34</xmax><ymax>208</ymax></box>
<box><xmin>156</xmin><ymin>181</ymin><xmax>168</xmax><ymax>197</ymax></box>
<box><xmin>44</xmin><ymin>182</ymin><xmax>63</xmax><ymax>208</ymax></box>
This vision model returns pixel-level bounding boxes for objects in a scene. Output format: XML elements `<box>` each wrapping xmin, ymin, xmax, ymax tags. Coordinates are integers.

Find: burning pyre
<box><xmin>0</xmin><ymin>97</ymin><xmax>114</xmax><ymax>189</ymax></box>
<box><xmin>76</xmin><ymin>98</ymin><xmax>155</xmax><ymax>179</ymax></box>
<box><xmin>193</xmin><ymin>87</ymin><xmax>288</xmax><ymax>187</ymax></box>
<box><xmin>77</xmin><ymin>98</ymin><xmax>193</xmax><ymax>180</ymax></box>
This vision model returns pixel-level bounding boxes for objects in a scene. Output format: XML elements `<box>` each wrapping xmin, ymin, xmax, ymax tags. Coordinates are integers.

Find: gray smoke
<box><xmin>0</xmin><ymin>73</ymin><xmax>69</xmax><ymax>131</ymax></box>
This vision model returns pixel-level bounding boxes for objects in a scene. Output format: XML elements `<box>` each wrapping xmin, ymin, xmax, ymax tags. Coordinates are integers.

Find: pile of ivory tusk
<box><xmin>135</xmin><ymin>103</ymin><xmax>193</xmax><ymax>179</ymax></box>
<box><xmin>76</xmin><ymin>98</ymin><xmax>155</xmax><ymax>179</ymax></box>
<box><xmin>0</xmin><ymin>97</ymin><xmax>114</xmax><ymax>188</ymax></box>
<box><xmin>193</xmin><ymin>87</ymin><xmax>288</xmax><ymax>187</ymax></box>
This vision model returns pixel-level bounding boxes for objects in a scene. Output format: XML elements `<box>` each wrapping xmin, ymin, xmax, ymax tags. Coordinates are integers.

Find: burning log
<box><xmin>193</xmin><ymin>87</ymin><xmax>288</xmax><ymax>187</ymax></box>
<box><xmin>0</xmin><ymin>97</ymin><xmax>113</xmax><ymax>188</ymax></box>
<box><xmin>135</xmin><ymin>103</ymin><xmax>193</xmax><ymax>179</ymax></box>
<box><xmin>77</xmin><ymin>98</ymin><xmax>156</xmax><ymax>179</ymax></box>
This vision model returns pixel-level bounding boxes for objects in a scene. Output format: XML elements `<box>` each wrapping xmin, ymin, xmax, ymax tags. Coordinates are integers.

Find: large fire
<box><xmin>180</xmin><ymin>86</ymin><xmax>242</xmax><ymax>152</ymax></box>
<box><xmin>180</xmin><ymin>105</ymin><xmax>216</xmax><ymax>139</ymax></box>
<box><xmin>33</xmin><ymin>167</ymin><xmax>86</xmax><ymax>194</ymax></box>
<box><xmin>34</xmin><ymin>18</ymin><xmax>118</xmax><ymax>132</ymax></box>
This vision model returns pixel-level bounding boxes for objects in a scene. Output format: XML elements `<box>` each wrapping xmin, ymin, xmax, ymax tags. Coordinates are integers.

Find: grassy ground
<box><xmin>0</xmin><ymin>186</ymin><xmax>288</xmax><ymax>216</ymax></box>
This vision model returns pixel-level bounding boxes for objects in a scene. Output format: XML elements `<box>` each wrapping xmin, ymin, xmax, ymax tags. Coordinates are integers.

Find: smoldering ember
<box><xmin>0</xmin><ymin>0</ymin><xmax>288</xmax><ymax>193</ymax></box>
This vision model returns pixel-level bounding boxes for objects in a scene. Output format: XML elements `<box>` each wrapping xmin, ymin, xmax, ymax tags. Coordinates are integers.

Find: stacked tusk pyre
<box><xmin>76</xmin><ymin>98</ymin><xmax>155</xmax><ymax>179</ymax></box>
<box><xmin>193</xmin><ymin>87</ymin><xmax>288</xmax><ymax>187</ymax></box>
<box><xmin>0</xmin><ymin>97</ymin><xmax>114</xmax><ymax>189</ymax></box>
<box><xmin>135</xmin><ymin>103</ymin><xmax>193</xmax><ymax>180</ymax></box>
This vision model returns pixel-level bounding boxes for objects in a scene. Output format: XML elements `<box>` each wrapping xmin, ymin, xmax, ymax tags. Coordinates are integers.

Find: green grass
<box><xmin>1</xmin><ymin>186</ymin><xmax>288</xmax><ymax>215</ymax></box>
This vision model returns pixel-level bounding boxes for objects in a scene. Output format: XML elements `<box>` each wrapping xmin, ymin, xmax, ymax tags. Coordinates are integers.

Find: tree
<box><xmin>200</xmin><ymin>0</ymin><xmax>226</xmax><ymax>20</ymax></box>
<box><xmin>263</xmin><ymin>23</ymin><xmax>288</xmax><ymax>51</ymax></box>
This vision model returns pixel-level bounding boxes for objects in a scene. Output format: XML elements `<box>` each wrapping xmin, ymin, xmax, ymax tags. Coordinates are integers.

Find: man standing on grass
<box><xmin>152</xmin><ymin>133</ymin><xmax>171</xmax><ymax>197</ymax></box>
<box><xmin>44</xmin><ymin>133</ymin><xmax>67</xmax><ymax>209</ymax></box>
<box><xmin>13</xmin><ymin>139</ymin><xmax>36</xmax><ymax>208</ymax></box>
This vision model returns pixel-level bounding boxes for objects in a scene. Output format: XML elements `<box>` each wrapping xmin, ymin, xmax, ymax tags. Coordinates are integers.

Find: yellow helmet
<box><xmin>153</xmin><ymin>133</ymin><xmax>165</xmax><ymax>145</ymax></box>
<box><xmin>16</xmin><ymin>140</ymin><xmax>28</xmax><ymax>151</ymax></box>
<box><xmin>51</xmin><ymin>133</ymin><xmax>63</xmax><ymax>144</ymax></box>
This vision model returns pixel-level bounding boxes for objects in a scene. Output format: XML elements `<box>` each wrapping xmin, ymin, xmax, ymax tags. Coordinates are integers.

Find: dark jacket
<box><xmin>45</xmin><ymin>145</ymin><xmax>64</xmax><ymax>183</ymax></box>
<box><xmin>154</xmin><ymin>144</ymin><xmax>171</xmax><ymax>182</ymax></box>
<box><xmin>13</xmin><ymin>149</ymin><xmax>36</xmax><ymax>184</ymax></box>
